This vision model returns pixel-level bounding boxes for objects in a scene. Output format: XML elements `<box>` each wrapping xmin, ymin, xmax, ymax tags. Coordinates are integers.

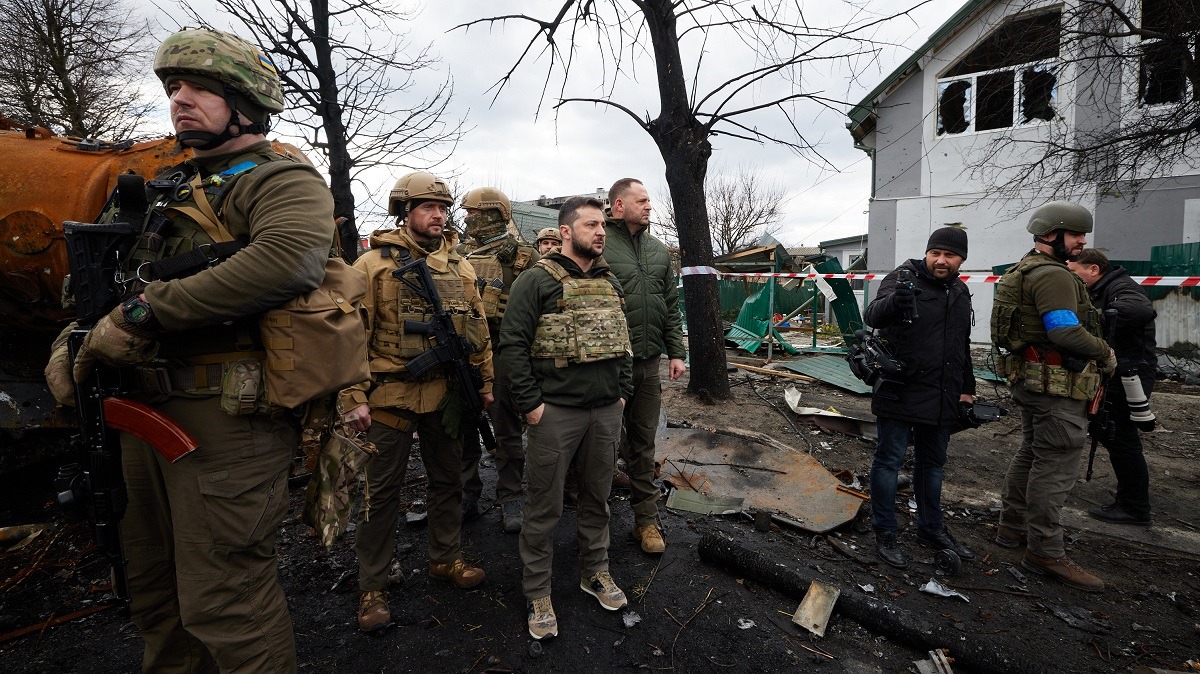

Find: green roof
<box><xmin>847</xmin><ymin>0</ymin><xmax>992</xmax><ymax>141</ymax></box>
<box><xmin>511</xmin><ymin>202</ymin><xmax>559</xmax><ymax>243</ymax></box>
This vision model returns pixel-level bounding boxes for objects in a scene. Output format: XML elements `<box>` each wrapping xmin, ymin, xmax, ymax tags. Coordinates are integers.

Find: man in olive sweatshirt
<box><xmin>604</xmin><ymin>178</ymin><xmax>687</xmax><ymax>554</ymax></box>
<box><xmin>499</xmin><ymin>196</ymin><xmax>634</xmax><ymax>640</ymax></box>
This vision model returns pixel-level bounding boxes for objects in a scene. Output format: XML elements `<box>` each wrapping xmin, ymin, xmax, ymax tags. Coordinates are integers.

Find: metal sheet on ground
<box><xmin>783</xmin><ymin>355</ymin><xmax>872</xmax><ymax>394</ymax></box>
<box><xmin>656</xmin><ymin>427</ymin><xmax>861</xmax><ymax>533</ymax></box>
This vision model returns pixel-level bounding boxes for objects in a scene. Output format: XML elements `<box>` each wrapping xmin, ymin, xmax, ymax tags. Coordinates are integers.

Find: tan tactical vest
<box><xmin>465</xmin><ymin>238</ymin><xmax>533</xmax><ymax>328</ymax></box>
<box><xmin>991</xmin><ymin>253</ymin><xmax>1102</xmax><ymax>399</ymax></box>
<box><xmin>370</xmin><ymin>245</ymin><xmax>489</xmax><ymax>365</ymax></box>
<box><xmin>530</xmin><ymin>259</ymin><xmax>632</xmax><ymax>367</ymax></box>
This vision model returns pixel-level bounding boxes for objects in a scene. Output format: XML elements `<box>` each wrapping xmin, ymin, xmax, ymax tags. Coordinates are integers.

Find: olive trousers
<box><xmin>619</xmin><ymin>357</ymin><xmax>662</xmax><ymax>527</ymax></box>
<box><xmin>1000</xmin><ymin>386</ymin><xmax>1088</xmax><ymax>558</ymax></box>
<box><xmin>520</xmin><ymin>401</ymin><xmax>622</xmax><ymax>599</ymax></box>
<box><xmin>356</xmin><ymin>409</ymin><xmax>464</xmax><ymax>591</ymax></box>
<box><xmin>121</xmin><ymin>396</ymin><xmax>297</xmax><ymax>674</ymax></box>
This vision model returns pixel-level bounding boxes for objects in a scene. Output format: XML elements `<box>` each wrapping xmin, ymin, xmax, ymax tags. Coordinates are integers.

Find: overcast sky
<box><xmin>141</xmin><ymin>0</ymin><xmax>964</xmax><ymax>245</ymax></box>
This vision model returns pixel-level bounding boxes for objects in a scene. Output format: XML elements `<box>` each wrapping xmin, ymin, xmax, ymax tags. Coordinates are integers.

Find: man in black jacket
<box><xmin>1069</xmin><ymin>249</ymin><xmax>1157</xmax><ymax>525</ymax></box>
<box><xmin>864</xmin><ymin>227</ymin><xmax>976</xmax><ymax>568</ymax></box>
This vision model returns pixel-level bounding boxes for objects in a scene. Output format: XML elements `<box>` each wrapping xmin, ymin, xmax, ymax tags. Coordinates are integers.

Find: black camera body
<box><xmin>847</xmin><ymin>329</ymin><xmax>907</xmax><ymax>399</ymax></box>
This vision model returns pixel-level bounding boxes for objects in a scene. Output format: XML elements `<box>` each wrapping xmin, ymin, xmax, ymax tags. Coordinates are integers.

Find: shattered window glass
<box><xmin>977</xmin><ymin>71</ymin><xmax>1015</xmax><ymax>131</ymax></box>
<box><xmin>937</xmin><ymin>80</ymin><xmax>972</xmax><ymax>135</ymax></box>
<box><xmin>944</xmin><ymin>11</ymin><xmax>1060</xmax><ymax>78</ymax></box>
<box><xmin>1021</xmin><ymin>65</ymin><xmax>1057</xmax><ymax>122</ymax></box>
<box><xmin>1139</xmin><ymin>39</ymin><xmax>1190</xmax><ymax>106</ymax></box>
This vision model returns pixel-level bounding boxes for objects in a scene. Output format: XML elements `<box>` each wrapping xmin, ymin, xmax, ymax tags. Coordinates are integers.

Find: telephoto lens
<box><xmin>1120</xmin><ymin>374</ymin><xmax>1156</xmax><ymax>432</ymax></box>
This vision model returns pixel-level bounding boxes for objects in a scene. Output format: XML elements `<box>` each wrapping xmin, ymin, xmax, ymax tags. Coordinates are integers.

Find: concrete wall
<box><xmin>872</xmin><ymin>73</ymin><xmax>925</xmax><ymax>200</ymax></box>
<box><xmin>1094</xmin><ymin>175</ymin><xmax>1200</xmax><ymax>259</ymax></box>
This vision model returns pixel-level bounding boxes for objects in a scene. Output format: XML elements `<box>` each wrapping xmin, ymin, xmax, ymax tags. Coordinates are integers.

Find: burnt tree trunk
<box><xmin>643</xmin><ymin>0</ymin><xmax>730</xmax><ymax>400</ymax></box>
<box><xmin>311</xmin><ymin>0</ymin><xmax>357</xmax><ymax>260</ymax></box>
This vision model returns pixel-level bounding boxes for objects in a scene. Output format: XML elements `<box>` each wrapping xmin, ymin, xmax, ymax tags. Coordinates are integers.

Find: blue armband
<box><xmin>1042</xmin><ymin>309</ymin><xmax>1080</xmax><ymax>332</ymax></box>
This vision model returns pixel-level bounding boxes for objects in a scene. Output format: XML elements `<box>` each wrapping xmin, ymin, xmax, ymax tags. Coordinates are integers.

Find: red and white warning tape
<box><xmin>678</xmin><ymin>267</ymin><xmax>1200</xmax><ymax>287</ymax></box>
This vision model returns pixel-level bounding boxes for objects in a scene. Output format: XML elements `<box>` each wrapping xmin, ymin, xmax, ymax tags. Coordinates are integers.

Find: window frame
<box><xmin>936</xmin><ymin>58</ymin><xmax>1060</xmax><ymax>136</ymax></box>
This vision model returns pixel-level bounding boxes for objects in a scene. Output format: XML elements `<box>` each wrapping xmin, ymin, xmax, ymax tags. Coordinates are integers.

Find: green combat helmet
<box><xmin>1027</xmin><ymin>201</ymin><xmax>1093</xmax><ymax>235</ymax></box>
<box><xmin>389</xmin><ymin>171</ymin><xmax>454</xmax><ymax>219</ymax></box>
<box><xmin>1027</xmin><ymin>201</ymin><xmax>1093</xmax><ymax>261</ymax></box>
<box><xmin>461</xmin><ymin>186</ymin><xmax>512</xmax><ymax>243</ymax></box>
<box><xmin>154</xmin><ymin>28</ymin><xmax>283</xmax><ymax>149</ymax></box>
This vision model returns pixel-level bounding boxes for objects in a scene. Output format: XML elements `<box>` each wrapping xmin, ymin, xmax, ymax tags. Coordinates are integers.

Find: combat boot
<box><xmin>633</xmin><ymin>524</ymin><xmax>666</xmax><ymax>554</ymax></box>
<box><xmin>994</xmin><ymin>524</ymin><xmax>1027</xmax><ymax>548</ymax></box>
<box><xmin>429</xmin><ymin>558</ymin><xmax>486</xmax><ymax>589</ymax></box>
<box><xmin>357</xmin><ymin>590</ymin><xmax>391</xmax><ymax>632</ymax></box>
<box><xmin>1022</xmin><ymin>552</ymin><xmax>1105</xmax><ymax>592</ymax></box>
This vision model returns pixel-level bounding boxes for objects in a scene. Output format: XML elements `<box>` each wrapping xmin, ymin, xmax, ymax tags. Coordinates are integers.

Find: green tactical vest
<box><xmin>991</xmin><ymin>252</ymin><xmax>1100</xmax><ymax>353</ymax></box>
<box><xmin>530</xmin><ymin>258</ymin><xmax>632</xmax><ymax>367</ymax></box>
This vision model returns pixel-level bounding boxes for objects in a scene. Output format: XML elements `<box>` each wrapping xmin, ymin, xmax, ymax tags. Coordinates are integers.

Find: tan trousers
<box><xmin>620</xmin><ymin>357</ymin><xmax>662</xmax><ymax>527</ymax></box>
<box><xmin>520</xmin><ymin>401</ymin><xmax>622</xmax><ymax>599</ymax></box>
<box><xmin>121</xmin><ymin>396</ymin><xmax>297</xmax><ymax>674</ymax></box>
<box><xmin>1000</xmin><ymin>386</ymin><xmax>1088</xmax><ymax>558</ymax></box>
<box><xmin>356</xmin><ymin>409</ymin><xmax>464</xmax><ymax>591</ymax></box>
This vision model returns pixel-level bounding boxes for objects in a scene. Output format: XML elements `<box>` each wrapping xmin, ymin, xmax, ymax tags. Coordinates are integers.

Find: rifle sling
<box><xmin>141</xmin><ymin>240</ymin><xmax>247</xmax><ymax>283</ymax></box>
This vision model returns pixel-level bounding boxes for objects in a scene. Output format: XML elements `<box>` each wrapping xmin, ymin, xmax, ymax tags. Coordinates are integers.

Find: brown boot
<box><xmin>612</xmin><ymin>469</ymin><xmax>632</xmax><ymax>490</ymax></box>
<box><xmin>1021</xmin><ymin>552</ymin><xmax>1105</xmax><ymax>592</ymax></box>
<box><xmin>429</xmin><ymin>558</ymin><xmax>486</xmax><ymax>589</ymax></box>
<box><xmin>357</xmin><ymin>590</ymin><xmax>391</xmax><ymax>632</ymax></box>
<box><xmin>994</xmin><ymin>525</ymin><xmax>1027</xmax><ymax>549</ymax></box>
<box><xmin>633</xmin><ymin>524</ymin><xmax>666</xmax><ymax>554</ymax></box>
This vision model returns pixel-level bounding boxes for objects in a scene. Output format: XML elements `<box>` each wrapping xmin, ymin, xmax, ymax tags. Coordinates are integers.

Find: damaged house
<box><xmin>847</xmin><ymin>0</ymin><xmax>1200</xmax><ymax>342</ymax></box>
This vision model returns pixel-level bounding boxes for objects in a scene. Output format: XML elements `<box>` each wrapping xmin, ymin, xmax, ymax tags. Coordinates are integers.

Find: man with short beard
<box><xmin>499</xmin><ymin>196</ymin><xmax>634</xmax><ymax>640</ymax></box>
<box><xmin>992</xmin><ymin>202</ymin><xmax>1116</xmax><ymax>592</ymax></box>
<box><xmin>864</xmin><ymin>227</ymin><xmax>976</xmax><ymax>569</ymax></box>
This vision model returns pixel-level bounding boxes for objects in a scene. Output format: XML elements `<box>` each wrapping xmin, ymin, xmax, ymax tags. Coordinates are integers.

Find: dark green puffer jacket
<box><xmin>603</xmin><ymin>217</ymin><xmax>687</xmax><ymax>361</ymax></box>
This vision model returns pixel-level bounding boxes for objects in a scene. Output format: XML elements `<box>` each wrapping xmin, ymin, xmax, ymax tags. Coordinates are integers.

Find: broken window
<box><xmin>1138</xmin><ymin>1</ymin><xmax>1200</xmax><ymax>106</ymax></box>
<box><xmin>936</xmin><ymin>10</ymin><xmax>1060</xmax><ymax>134</ymax></box>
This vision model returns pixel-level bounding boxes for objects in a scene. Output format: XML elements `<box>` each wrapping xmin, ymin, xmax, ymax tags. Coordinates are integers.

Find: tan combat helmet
<box><xmin>1027</xmin><ymin>201</ymin><xmax>1093</xmax><ymax>235</ymax></box>
<box><xmin>389</xmin><ymin>171</ymin><xmax>454</xmax><ymax>217</ymax></box>
<box><xmin>461</xmin><ymin>186</ymin><xmax>513</xmax><ymax>242</ymax></box>
<box><xmin>535</xmin><ymin>227</ymin><xmax>562</xmax><ymax>245</ymax></box>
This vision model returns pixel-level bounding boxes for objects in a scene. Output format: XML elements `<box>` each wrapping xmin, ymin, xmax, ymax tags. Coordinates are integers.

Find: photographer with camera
<box><xmin>1068</xmin><ymin>249</ymin><xmax>1157</xmax><ymax>526</ymax></box>
<box><xmin>863</xmin><ymin>227</ymin><xmax>976</xmax><ymax>569</ymax></box>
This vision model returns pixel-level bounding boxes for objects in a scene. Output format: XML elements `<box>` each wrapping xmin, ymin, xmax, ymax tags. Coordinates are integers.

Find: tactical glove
<box><xmin>45</xmin><ymin>323</ymin><xmax>76</xmax><ymax>407</ymax></box>
<box><xmin>73</xmin><ymin>307</ymin><xmax>159</xmax><ymax>383</ymax></box>
<box><xmin>1099</xmin><ymin>348</ymin><xmax>1117</xmax><ymax>375</ymax></box>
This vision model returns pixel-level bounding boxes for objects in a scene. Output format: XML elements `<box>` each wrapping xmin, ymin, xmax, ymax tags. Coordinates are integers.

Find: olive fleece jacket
<box><xmin>1022</xmin><ymin>251</ymin><xmax>1110</xmax><ymax>361</ymax></box>
<box><xmin>603</xmin><ymin>217</ymin><xmax>686</xmax><ymax>361</ymax></box>
<box><xmin>338</xmin><ymin>227</ymin><xmax>493</xmax><ymax>415</ymax></box>
<box><xmin>498</xmin><ymin>252</ymin><xmax>634</xmax><ymax>414</ymax></box>
<box><xmin>144</xmin><ymin>141</ymin><xmax>334</xmax><ymax>331</ymax></box>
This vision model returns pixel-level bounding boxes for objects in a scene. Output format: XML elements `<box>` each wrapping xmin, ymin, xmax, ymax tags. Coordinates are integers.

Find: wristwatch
<box><xmin>121</xmin><ymin>295</ymin><xmax>155</xmax><ymax>326</ymax></box>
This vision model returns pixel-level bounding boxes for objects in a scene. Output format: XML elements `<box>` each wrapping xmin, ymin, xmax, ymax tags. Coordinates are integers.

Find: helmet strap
<box><xmin>1035</xmin><ymin>231</ymin><xmax>1073</xmax><ymax>262</ymax></box>
<box><xmin>175</xmin><ymin>84</ymin><xmax>269</xmax><ymax>151</ymax></box>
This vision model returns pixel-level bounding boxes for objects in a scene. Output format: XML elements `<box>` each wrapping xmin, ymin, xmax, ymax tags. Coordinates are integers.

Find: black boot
<box><xmin>875</xmin><ymin>531</ymin><xmax>907</xmax><ymax>569</ymax></box>
<box><xmin>916</xmin><ymin>526</ymin><xmax>975</xmax><ymax>561</ymax></box>
<box><xmin>1088</xmin><ymin>503</ymin><xmax>1151</xmax><ymax>526</ymax></box>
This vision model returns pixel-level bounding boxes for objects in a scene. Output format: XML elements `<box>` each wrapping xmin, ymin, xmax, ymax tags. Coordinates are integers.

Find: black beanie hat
<box><xmin>926</xmin><ymin>226</ymin><xmax>968</xmax><ymax>259</ymax></box>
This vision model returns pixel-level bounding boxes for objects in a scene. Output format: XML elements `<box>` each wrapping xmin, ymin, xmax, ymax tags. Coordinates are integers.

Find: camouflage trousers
<box><xmin>461</xmin><ymin>359</ymin><xmax>525</xmax><ymax>504</ymax></box>
<box><xmin>356</xmin><ymin>409</ymin><xmax>464</xmax><ymax>591</ymax></box>
<box><xmin>121</xmin><ymin>395</ymin><xmax>297</xmax><ymax>674</ymax></box>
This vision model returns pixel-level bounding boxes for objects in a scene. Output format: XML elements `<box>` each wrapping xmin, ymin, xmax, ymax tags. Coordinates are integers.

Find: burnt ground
<box><xmin>1</xmin><ymin>353</ymin><xmax>1199</xmax><ymax>673</ymax></box>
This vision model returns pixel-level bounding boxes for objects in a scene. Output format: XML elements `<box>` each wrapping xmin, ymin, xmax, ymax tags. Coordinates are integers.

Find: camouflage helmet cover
<box><xmin>1027</xmin><ymin>201</ymin><xmax>1093</xmax><ymax>235</ymax></box>
<box><xmin>461</xmin><ymin>186</ymin><xmax>512</xmax><ymax>221</ymax></box>
<box><xmin>389</xmin><ymin>171</ymin><xmax>454</xmax><ymax>216</ymax></box>
<box><xmin>535</xmin><ymin>227</ymin><xmax>561</xmax><ymax>243</ymax></box>
<box><xmin>154</xmin><ymin>28</ymin><xmax>284</xmax><ymax>113</ymax></box>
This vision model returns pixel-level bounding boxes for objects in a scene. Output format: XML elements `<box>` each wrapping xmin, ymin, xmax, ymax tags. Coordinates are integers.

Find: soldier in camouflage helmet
<box><xmin>45</xmin><ymin>26</ymin><xmax>335</xmax><ymax>672</ymax></box>
<box><xmin>991</xmin><ymin>201</ymin><xmax>1116</xmax><ymax>593</ymax></box>
<box><xmin>339</xmin><ymin>171</ymin><xmax>494</xmax><ymax>632</ymax></box>
<box><xmin>456</xmin><ymin>187</ymin><xmax>539</xmax><ymax>532</ymax></box>
<box><xmin>498</xmin><ymin>196</ymin><xmax>633</xmax><ymax>640</ymax></box>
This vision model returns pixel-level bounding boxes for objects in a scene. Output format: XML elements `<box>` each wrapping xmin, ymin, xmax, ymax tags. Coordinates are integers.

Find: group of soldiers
<box><xmin>865</xmin><ymin>203</ymin><xmax>1157</xmax><ymax>594</ymax></box>
<box><xmin>44</xmin><ymin>26</ymin><xmax>685</xmax><ymax>672</ymax></box>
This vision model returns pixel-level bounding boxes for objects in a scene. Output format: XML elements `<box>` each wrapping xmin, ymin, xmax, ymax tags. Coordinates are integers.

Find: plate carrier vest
<box><xmin>530</xmin><ymin>258</ymin><xmax>632</xmax><ymax>368</ymax></box>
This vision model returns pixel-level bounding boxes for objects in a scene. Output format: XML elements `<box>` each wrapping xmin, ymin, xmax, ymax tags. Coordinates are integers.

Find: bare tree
<box><xmin>187</xmin><ymin>1</ymin><xmax>467</xmax><ymax>255</ymax></box>
<box><xmin>949</xmin><ymin>0</ymin><xmax>1200</xmax><ymax>204</ymax></box>
<box><xmin>655</xmin><ymin>164</ymin><xmax>789</xmax><ymax>256</ymax></box>
<box><xmin>457</xmin><ymin>1</ymin><xmax>924</xmax><ymax>399</ymax></box>
<box><xmin>0</xmin><ymin>0</ymin><xmax>155</xmax><ymax>138</ymax></box>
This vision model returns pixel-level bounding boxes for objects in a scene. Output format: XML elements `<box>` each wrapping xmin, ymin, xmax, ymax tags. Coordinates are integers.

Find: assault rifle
<box><xmin>1086</xmin><ymin>309</ymin><xmax>1119</xmax><ymax>482</ymax></box>
<box><xmin>391</xmin><ymin>257</ymin><xmax>497</xmax><ymax>451</ymax></box>
<box><xmin>58</xmin><ymin>219</ymin><xmax>199</xmax><ymax>612</ymax></box>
